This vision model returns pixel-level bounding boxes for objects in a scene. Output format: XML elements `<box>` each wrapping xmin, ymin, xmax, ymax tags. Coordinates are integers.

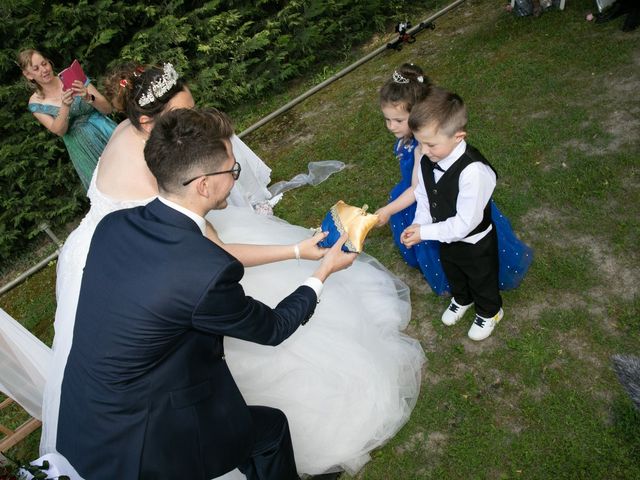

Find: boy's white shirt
<box><xmin>413</xmin><ymin>140</ymin><xmax>496</xmax><ymax>244</ymax></box>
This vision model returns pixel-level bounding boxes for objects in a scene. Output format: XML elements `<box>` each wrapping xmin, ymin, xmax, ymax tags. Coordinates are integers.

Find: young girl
<box><xmin>375</xmin><ymin>63</ymin><xmax>451</xmax><ymax>295</ymax></box>
<box><xmin>376</xmin><ymin>65</ymin><xmax>533</xmax><ymax>296</ymax></box>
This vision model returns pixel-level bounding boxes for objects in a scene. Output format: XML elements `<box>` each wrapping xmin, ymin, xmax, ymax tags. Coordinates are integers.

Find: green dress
<box><xmin>28</xmin><ymin>94</ymin><xmax>116</xmax><ymax>191</ymax></box>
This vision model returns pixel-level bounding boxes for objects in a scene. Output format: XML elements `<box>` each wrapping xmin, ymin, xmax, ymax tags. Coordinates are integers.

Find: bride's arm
<box><xmin>205</xmin><ymin>221</ymin><xmax>328</xmax><ymax>267</ymax></box>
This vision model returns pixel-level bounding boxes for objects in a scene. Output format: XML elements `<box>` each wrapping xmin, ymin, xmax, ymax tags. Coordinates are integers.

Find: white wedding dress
<box><xmin>39</xmin><ymin>137</ymin><xmax>425</xmax><ymax>477</ymax></box>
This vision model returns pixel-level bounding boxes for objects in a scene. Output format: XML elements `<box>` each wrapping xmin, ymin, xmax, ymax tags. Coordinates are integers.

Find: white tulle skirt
<box><xmin>208</xmin><ymin>207</ymin><xmax>425</xmax><ymax>475</ymax></box>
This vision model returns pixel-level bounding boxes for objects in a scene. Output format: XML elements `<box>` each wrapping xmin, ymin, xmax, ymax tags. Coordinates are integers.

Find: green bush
<box><xmin>0</xmin><ymin>0</ymin><xmax>418</xmax><ymax>260</ymax></box>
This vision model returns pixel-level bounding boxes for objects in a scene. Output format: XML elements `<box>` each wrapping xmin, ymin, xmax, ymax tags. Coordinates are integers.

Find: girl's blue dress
<box><xmin>29</xmin><ymin>86</ymin><xmax>116</xmax><ymax>191</ymax></box>
<box><xmin>387</xmin><ymin>137</ymin><xmax>533</xmax><ymax>295</ymax></box>
<box><xmin>492</xmin><ymin>202</ymin><xmax>534</xmax><ymax>290</ymax></box>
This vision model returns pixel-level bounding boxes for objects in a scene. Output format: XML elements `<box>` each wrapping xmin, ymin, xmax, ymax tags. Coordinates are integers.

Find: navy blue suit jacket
<box><xmin>57</xmin><ymin>199</ymin><xmax>317</xmax><ymax>479</ymax></box>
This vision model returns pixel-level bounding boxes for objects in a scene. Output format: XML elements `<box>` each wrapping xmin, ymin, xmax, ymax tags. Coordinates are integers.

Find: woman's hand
<box><xmin>70</xmin><ymin>80</ymin><xmax>89</xmax><ymax>100</ymax></box>
<box><xmin>61</xmin><ymin>88</ymin><xmax>74</xmax><ymax>106</ymax></box>
<box><xmin>297</xmin><ymin>230</ymin><xmax>329</xmax><ymax>260</ymax></box>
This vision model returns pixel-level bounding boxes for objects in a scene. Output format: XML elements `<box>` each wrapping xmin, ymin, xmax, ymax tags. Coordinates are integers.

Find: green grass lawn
<box><xmin>2</xmin><ymin>0</ymin><xmax>639</xmax><ymax>477</ymax></box>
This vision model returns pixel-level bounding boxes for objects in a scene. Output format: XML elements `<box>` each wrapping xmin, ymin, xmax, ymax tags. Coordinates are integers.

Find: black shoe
<box><xmin>309</xmin><ymin>473</ymin><xmax>341</xmax><ymax>480</ymax></box>
<box><xmin>595</xmin><ymin>1</ymin><xmax>628</xmax><ymax>24</ymax></box>
<box><xmin>622</xmin><ymin>8</ymin><xmax>640</xmax><ymax>31</ymax></box>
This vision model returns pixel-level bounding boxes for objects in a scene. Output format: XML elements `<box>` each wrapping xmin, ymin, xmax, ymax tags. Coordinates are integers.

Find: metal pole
<box><xmin>0</xmin><ymin>250</ymin><xmax>60</xmax><ymax>296</ymax></box>
<box><xmin>39</xmin><ymin>222</ymin><xmax>63</xmax><ymax>248</ymax></box>
<box><xmin>0</xmin><ymin>222</ymin><xmax>62</xmax><ymax>296</ymax></box>
<box><xmin>238</xmin><ymin>0</ymin><xmax>467</xmax><ymax>138</ymax></box>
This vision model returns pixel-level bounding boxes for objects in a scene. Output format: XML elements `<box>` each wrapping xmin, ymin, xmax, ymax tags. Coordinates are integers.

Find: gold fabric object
<box><xmin>323</xmin><ymin>201</ymin><xmax>379</xmax><ymax>253</ymax></box>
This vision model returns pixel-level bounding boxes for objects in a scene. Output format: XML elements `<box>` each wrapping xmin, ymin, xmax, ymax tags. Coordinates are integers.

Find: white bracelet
<box><xmin>293</xmin><ymin>243</ymin><xmax>301</xmax><ymax>262</ymax></box>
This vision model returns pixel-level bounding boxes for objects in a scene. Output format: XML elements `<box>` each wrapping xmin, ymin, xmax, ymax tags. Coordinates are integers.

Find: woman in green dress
<box><xmin>18</xmin><ymin>49</ymin><xmax>116</xmax><ymax>190</ymax></box>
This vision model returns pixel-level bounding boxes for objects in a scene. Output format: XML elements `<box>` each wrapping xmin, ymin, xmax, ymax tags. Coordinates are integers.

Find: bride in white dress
<box><xmin>41</xmin><ymin>63</ymin><xmax>425</xmax><ymax>477</ymax></box>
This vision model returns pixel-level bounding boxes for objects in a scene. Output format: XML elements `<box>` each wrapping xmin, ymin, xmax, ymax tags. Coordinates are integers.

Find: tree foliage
<box><xmin>0</xmin><ymin>0</ymin><xmax>419</xmax><ymax>260</ymax></box>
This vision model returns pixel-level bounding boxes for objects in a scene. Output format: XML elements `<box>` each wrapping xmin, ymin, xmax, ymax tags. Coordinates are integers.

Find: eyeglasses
<box><xmin>182</xmin><ymin>161</ymin><xmax>242</xmax><ymax>186</ymax></box>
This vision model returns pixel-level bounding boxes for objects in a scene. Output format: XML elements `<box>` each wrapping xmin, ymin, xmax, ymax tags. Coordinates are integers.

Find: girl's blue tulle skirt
<box><xmin>389</xmin><ymin>198</ymin><xmax>533</xmax><ymax>295</ymax></box>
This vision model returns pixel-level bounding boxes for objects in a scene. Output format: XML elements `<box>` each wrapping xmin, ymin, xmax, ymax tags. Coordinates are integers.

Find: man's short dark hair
<box><xmin>144</xmin><ymin>108</ymin><xmax>234</xmax><ymax>193</ymax></box>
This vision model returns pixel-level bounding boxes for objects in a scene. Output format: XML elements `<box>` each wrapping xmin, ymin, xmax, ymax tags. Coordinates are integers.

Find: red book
<box><xmin>59</xmin><ymin>59</ymin><xmax>87</xmax><ymax>90</ymax></box>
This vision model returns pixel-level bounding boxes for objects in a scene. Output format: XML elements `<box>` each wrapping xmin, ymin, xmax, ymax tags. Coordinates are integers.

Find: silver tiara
<box><xmin>138</xmin><ymin>63</ymin><xmax>179</xmax><ymax>107</ymax></box>
<box><xmin>392</xmin><ymin>71</ymin><xmax>424</xmax><ymax>84</ymax></box>
<box><xmin>392</xmin><ymin>71</ymin><xmax>409</xmax><ymax>84</ymax></box>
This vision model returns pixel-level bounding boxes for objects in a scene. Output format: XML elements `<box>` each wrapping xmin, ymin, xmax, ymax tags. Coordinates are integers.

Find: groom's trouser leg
<box><xmin>239</xmin><ymin>406</ymin><xmax>299</xmax><ymax>480</ymax></box>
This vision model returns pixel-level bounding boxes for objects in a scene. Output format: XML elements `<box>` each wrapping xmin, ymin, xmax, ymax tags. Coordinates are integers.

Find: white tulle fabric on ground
<box><xmin>267</xmin><ymin>160</ymin><xmax>345</xmax><ymax>197</ymax></box>
<box><xmin>0</xmin><ymin>309</ymin><xmax>51</xmax><ymax>419</ymax></box>
<box><xmin>208</xmin><ymin>207</ymin><xmax>425</xmax><ymax>475</ymax></box>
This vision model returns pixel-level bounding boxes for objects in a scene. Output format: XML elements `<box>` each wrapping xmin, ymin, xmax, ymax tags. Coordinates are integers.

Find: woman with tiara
<box><xmin>41</xmin><ymin>62</ymin><xmax>425</xmax><ymax>478</ymax></box>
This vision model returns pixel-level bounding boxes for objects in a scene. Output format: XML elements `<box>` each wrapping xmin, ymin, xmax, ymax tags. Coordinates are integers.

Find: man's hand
<box><xmin>312</xmin><ymin>233</ymin><xmax>356</xmax><ymax>282</ymax></box>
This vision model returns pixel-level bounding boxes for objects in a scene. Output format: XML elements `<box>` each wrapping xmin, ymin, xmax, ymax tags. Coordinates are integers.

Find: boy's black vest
<box><xmin>420</xmin><ymin>144</ymin><xmax>497</xmax><ymax>240</ymax></box>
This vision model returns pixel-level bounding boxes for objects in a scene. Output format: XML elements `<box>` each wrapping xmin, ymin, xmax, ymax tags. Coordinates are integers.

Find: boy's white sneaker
<box><xmin>468</xmin><ymin>308</ymin><xmax>504</xmax><ymax>341</ymax></box>
<box><xmin>441</xmin><ymin>298</ymin><xmax>473</xmax><ymax>326</ymax></box>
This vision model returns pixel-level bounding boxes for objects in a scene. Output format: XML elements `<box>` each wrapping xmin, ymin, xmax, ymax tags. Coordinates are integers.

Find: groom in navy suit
<box><xmin>57</xmin><ymin>108</ymin><xmax>355</xmax><ymax>479</ymax></box>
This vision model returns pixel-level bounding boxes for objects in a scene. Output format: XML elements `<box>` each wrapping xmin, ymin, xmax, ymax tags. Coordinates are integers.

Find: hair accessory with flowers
<box><xmin>138</xmin><ymin>63</ymin><xmax>179</xmax><ymax>107</ymax></box>
<box><xmin>119</xmin><ymin>78</ymin><xmax>128</xmax><ymax>89</ymax></box>
<box><xmin>134</xmin><ymin>65</ymin><xmax>145</xmax><ymax>76</ymax></box>
<box><xmin>392</xmin><ymin>71</ymin><xmax>409</xmax><ymax>84</ymax></box>
<box><xmin>417</xmin><ymin>75</ymin><xmax>424</xmax><ymax>83</ymax></box>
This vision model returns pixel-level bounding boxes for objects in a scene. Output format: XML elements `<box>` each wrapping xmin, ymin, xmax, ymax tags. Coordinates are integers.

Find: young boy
<box><xmin>401</xmin><ymin>87</ymin><xmax>503</xmax><ymax>341</ymax></box>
